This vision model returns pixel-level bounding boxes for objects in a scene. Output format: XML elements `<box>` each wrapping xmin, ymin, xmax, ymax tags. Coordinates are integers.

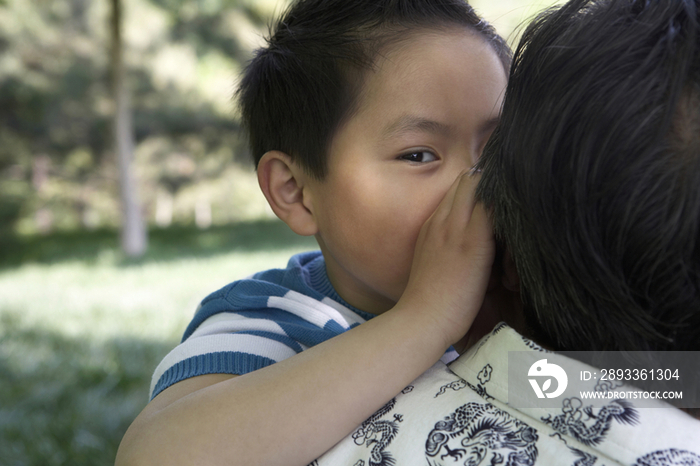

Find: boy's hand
<box><xmin>399</xmin><ymin>171</ymin><xmax>496</xmax><ymax>349</ymax></box>
<box><xmin>118</xmin><ymin>171</ymin><xmax>496</xmax><ymax>466</ymax></box>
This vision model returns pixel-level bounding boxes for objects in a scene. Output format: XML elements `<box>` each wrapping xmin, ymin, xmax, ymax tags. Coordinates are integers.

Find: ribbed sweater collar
<box><xmin>305</xmin><ymin>252</ymin><xmax>377</xmax><ymax>322</ymax></box>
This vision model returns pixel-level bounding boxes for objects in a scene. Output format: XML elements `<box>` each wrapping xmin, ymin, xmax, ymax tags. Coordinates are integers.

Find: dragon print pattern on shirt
<box><xmin>435</xmin><ymin>378</ymin><xmax>468</xmax><ymax>398</ymax></box>
<box><xmin>436</xmin><ymin>364</ymin><xmax>495</xmax><ymax>401</ymax></box>
<box><xmin>547</xmin><ymin>433</ymin><xmax>599</xmax><ymax>466</ymax></box>
<box><xmin>633</xmin><ymin>449</ymin><xmax>700</xmax><ymax>466</ymax></box>
<box><xmin>425</xmin><ymin>402</ymin><xmax>539</xmax><ymax>466</ymax></box>
<box><xmin>351</xmin><ymin>398</ymin><xmax>403</xmax><ymax>466</ymax></box>
<box><xmin>541</xmin><ymin>397</ymin><xmax>639</xmax><ymax>447</ymax></box>
<box><xmin>466</xmin><ymin>364</ymin><xmax>495</xmax><ymax>401</ymax></box>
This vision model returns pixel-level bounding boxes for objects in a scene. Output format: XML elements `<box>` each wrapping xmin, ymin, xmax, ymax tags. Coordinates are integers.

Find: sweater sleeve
<box><xmin>149</xmin><ymin>255</ymin><xmax>367</xmax><ymax>400</ymax></box>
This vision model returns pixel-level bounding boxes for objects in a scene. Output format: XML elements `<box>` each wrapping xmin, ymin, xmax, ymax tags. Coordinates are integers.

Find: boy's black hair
<box><xmin>477</xmin><ymin>0</ymin><xmax>700</xmax><ymax>351</ymax></box>
<box><xmin>237</xmin><ymin>0</ymin><xmax>511</xmax><ymax>179</ymax></box>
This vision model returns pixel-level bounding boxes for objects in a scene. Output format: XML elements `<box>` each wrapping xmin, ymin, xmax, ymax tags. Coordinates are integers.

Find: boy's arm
<box><xmin>116</xmin><ymin>172</ymin><xmax>494</xmax><ymax>466</ymax></box>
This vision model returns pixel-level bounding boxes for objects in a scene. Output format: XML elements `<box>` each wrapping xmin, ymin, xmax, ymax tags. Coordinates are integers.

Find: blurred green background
<box><xmin>0</xmin><ymin>1</ymin><xmax>561</xmax><ymax>465</ymax></box>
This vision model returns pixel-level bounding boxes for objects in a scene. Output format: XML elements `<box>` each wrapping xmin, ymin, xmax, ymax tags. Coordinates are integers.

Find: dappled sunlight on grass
<box><xmin>1</xmin><ymin>248</ymin><xmax>312</xmax><ymax>342</ymax></box>
<box><xmin>0</xmin><ymin>220</ymin><xmax>317</xmax><ymax>466</ymax></box>
<box><xmin>0</xmin><ymin>218</ymin><xmax>316</xmax><ymax>268</ymax></box>
<box><xmin>0</xmin><ymin>315</ymin><xmax>171</xmax><ymax>466</ymax></box>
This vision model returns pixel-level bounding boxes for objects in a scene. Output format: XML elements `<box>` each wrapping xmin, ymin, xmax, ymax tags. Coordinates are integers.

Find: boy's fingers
<box><xmin>443</xmin><ymin>170</ymin><xmax>481</xmax><ymax>230</ymax></box>
<box><xmin>464</xmin><ymin>202</ymin><xmax>494</xmax><ymax>246</ymax></box>
<box><xmin>453</xmin><ymin>170</ymin><xmax>480</xmax><ymax>216</ymax></box>
<box><xmin>430</xmin><ymin>170</ymin><xmax>471</xmax><ymax>226</ymax></box>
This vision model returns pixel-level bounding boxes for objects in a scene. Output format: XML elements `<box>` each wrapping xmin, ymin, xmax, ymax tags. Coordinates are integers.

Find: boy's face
<box><xmin>306</xmin><ymin>30</ymin><xmax>507</xmax><ymax>314</ymax></box>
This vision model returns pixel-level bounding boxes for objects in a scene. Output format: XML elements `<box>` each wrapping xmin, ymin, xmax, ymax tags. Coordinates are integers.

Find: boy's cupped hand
<box><xmin>398</xmin><ymin>170</ymin><xmax>496</xmax><ymax>351</ymax></box>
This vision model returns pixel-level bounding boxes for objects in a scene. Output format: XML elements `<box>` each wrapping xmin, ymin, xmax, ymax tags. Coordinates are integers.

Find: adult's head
<box><xmin>478</xmin><ymin>0</ymin><xmax>700</xmax><ymax>351</ymax></box>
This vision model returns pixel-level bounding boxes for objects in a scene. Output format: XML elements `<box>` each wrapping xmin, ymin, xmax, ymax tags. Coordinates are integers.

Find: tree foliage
<box><xmin>0</xmin><ymin>0</ymin><xmax>275</xmax><ymax>238</ymax></box>
<box><xmin>0</xmin><ymin>0</ymin><xmax>561</xmax><ymax>241</ymax></box>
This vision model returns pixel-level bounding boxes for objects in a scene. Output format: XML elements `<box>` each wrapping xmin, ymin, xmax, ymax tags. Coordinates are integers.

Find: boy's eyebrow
<box><xmin>381</xmin><ymin>115</ymin><xmax>501</xmax><ymax>139</ymax></box>
<box><xmin>382</xmin><ymin>115</ymin><xmax>452</xmax><ymax>139</ymax></box>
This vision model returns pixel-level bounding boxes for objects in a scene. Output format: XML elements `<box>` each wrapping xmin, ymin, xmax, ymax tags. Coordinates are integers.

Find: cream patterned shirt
<box><xmin>313</xmin><ymin>323</ymin><xmax>700</xmax><ymax>466</ymax></box>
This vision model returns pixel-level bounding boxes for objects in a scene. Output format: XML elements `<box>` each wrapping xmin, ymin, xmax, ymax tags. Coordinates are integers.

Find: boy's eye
<box><xmin>398</xmin><ymin>151</ymin><xmax>438</xmax><ymax>163</ymax></box>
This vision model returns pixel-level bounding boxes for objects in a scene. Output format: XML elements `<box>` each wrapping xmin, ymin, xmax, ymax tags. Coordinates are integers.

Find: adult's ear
<box><xmin>257</xmin><ymin>151</ymin><xmax>318</xmax><ymax>236</ymax></box>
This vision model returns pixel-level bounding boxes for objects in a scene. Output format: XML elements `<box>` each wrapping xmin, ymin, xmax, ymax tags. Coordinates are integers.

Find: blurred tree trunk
<box><xmin>110</xmin><ymin>0</ymin><xmax>147</xmax><ymax>257</ymax></box>
<box><xmin>32</xmin><ymin>155</ymin><xmax>53</xmax><ymax>234</ymax></box>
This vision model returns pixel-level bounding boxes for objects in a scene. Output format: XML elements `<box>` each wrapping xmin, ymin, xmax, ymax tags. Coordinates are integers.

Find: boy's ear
<box><xmin>502</xmin><ymin>248</ymin><xmax>520</xmax><ymax>292</ymax></box>
<box><xmin>257</xmin><ymin>151</ymin><xmax>318</xmax><ymax>236</ymax></box>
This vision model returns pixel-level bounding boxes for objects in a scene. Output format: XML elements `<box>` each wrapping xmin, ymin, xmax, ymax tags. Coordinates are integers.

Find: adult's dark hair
<box><xmin>236</xmin><ymin>0</ymin><xmax>511</xmax><ymax>179</ymax></box>
<box><xmin>477</xmin><ymin>0</ymin><xmax>700</xmax><ymax>351</ymax></box>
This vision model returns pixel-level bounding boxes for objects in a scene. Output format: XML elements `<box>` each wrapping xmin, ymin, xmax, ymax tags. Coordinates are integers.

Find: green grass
<box><xmin>0</xmin><ymin>220</ymin><xmax>317</xmax><ymax>466</ymax></box>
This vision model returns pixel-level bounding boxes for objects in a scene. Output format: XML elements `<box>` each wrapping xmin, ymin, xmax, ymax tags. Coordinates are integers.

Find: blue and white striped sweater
<box><xmin>150</xmin><ymin>250</ymin><xmax>458</xmax><ymax>399</ymax></box>
<box><xmin>150</xmin><ymin>251</ymin><xmax>372</xmax><ymax>398</ymax></box>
